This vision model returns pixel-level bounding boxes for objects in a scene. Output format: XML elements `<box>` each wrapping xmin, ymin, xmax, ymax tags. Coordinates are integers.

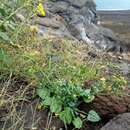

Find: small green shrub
<box><xmin>37</xmin><ymin>79</ymin><xmax>100</xmax><ymax>128</ymax></box>
<box><xmin>36</xmin><ymin>56</ymin><xmax>127</xmax><ymax>129</ymax></box>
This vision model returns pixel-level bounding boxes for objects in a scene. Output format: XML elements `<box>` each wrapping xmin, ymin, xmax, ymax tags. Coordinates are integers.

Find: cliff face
<box><xmin>37</xmin><ymin>0</ymin><xmax>125</xmax><ymax>51</ymax></box>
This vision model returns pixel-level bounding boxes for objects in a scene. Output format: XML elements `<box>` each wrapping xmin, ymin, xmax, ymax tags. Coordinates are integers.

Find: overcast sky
<box><xmin>96</xmin><ymin>0</ymin><xmax>130</xmax><ymax>10</ymax></box>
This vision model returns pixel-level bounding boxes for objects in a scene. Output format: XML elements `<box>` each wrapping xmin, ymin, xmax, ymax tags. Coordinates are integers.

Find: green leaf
<box><xmin>59</xmin><ymin>107</ymin><xmax>74</xmax><ymax>124</ymax></box>
<box><xmin>87</xmin><ymin>110</ymin><xmax>101</xmax><ymax>122</ymax></box>
<box><xmin>0</xmin><ymin>8</ymin><xmax>7</xmax><ymax>17</ymax></box>
<box><xmin>0</xmin><ymin>49</ymin><xmax>12</xmax><ymax>65</ymax></box>
<box><xmin>82</xmin><ymin>89</ymin><xmax>95</xmax><ymax>103</ymax></box>
<box><xmin>0</xmin><ymin>32</ymin><xmax>10</xmax><ymax>41</ymax></box>
<box><xmin>50</xmin><ymin>97</ymin><xmax>62</xmax><ymax>113</ymax></box>
<box><xmin>81</xmin><ymin>89</ymin><xmax>91</xmax><ymax>97</ymax></box>
<box><xmin>42</xmin><ymin>96</ymin><xmax>52</xmax><ymax>106</ymax></box>
<box><xmin>37</xmin><ymin>88</ymin><xmax>50</xmax><ymax>100</ymax></box>
<box><xmin>8</xmin><ymin>22</ymin><xmax>15</xmax><ymax>31</ymax></box>
<box><xmin>83</xmin><ymin>95</ymin><xmax>95</xmax><ymax>103</ymax></box>
<box><xmin>73</xmin><ymin>117</ymin><xmax>82</xmax><ymax>129</ymax></box>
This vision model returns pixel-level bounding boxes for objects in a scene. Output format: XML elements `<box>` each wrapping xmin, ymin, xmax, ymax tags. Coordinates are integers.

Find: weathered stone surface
<box><xmin>67</xmin><ymin>0</ymin><xmax>90</xmax><ymax>7</ymax></box>
<box><xmin>80</xmin><ymin>88</ymin><xmax>130</xmax><ymax>119</ymax></box>
<box><xmin>36</xmin><ymin>0</ymin><xmax>126</xmax><ymax>51</ymax></box>
<box><xmin>100</xmin><ymin>113</ymin><xmax>130</xmax><ymax>130</ymax></box>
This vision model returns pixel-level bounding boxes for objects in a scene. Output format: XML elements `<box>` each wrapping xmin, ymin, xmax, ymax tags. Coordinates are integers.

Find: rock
<box><xmin>80</xmin><ymin>88</ymin><xmax>130</xmax><ymax>119</ymax></box>
<box><xmin>37</xmin><ymin>15</ymin><xmax>74</xmax><ymax>39</ymax></box>
<box><xmin>118</xmin><ymin>62</ymin><xmax>130</xmax><ymax>76</ymax></box>
<box><xmin>67</xmin><ymin>0</ymin><xmax>90</xmax><ymax>8</ymax></box>
<box><xmin>36</xmin><ymin>0</ymin><xmax>126</xmax><ymax>51</ymax></box>
<box><xmin>100</xmin><ymin>113</ymin><xmax>130</xmax><ymax>130</ymax></box>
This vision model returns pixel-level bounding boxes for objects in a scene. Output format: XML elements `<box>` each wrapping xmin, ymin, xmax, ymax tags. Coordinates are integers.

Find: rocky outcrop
<box><xmin>91</xmin><ymin>93</ymin><xmax>130</xmax><ymax>118</ymax></box>
<box><xmin>37</xmin><ymin>0</ymin><xmax>126</xmax><ymax>51</ymax></box>
<box><xmin>100</xmin><ymin>113</ymin><xmax>130</xmax><ymax>130</ymax></box>
<box><xmin>80</xmin><ymin>88</ymin><xmax>130</xmax><ymax>120</ymax></box>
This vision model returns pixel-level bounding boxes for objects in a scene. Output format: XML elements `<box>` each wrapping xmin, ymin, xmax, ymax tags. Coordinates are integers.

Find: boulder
<box><xmin>80</xmin><ymin>88</ymin><xmax>130</xmax><ymax>119</ymax></box>
<box><xmin>100</xmin><ymin>113</ymin><xmax>130</xmax><ymax>130</ymax></box>
<box><xmin>36</xmin><ymin>0</ymin><xmax>126</xmax><ymax>51</ymax></box>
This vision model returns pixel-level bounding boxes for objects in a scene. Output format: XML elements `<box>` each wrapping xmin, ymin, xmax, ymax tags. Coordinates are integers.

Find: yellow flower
<box><xmin>100</xmin><ymin>77</ymin><xmax>106</xmax><ymax>81</ymax></box>
<box><xmin>100</xmin><ymin>65</ymin><xmax>106</xmax><ymax>69</ymax></box>
<box><xmin>55</xmin><ymin>113</ymin><xmax>59</xmax><ymax>116</ymax></box>
<box><xmin>37</xmin><ymin>3</ymin><xmax>46</xmax><ymax>16</ymax></box>
<box><xmin>29</xmin><ymin>51</ymin><xmax>40</xmax><ymax>56</ymax></box>
<box><xmin>30</xmin><ymin>25</ymin><xmax>39</xmax><ymax>33</ymax></box>
<box><xmin>37</xmin><ymin>104</ymin><xmax>42</xmax><ymax>110</ymax></box>
<box><xmin>73</xmin><ymin>94</ymin><xmax>77</xmax><ymax>98</ymax></box>
<box><xmin>106</xmin><ymin>86</ymin><xmax>112</xmax><ymax>92</ymax></box>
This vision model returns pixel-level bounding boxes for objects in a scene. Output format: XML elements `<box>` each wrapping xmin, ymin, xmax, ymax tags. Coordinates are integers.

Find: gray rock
<box><xmin>101</xmin><ymin>113</ymin><xmax>130</xmax><ymax>130</ymax></box>
<box><xmin>37</xmin><ymin>0</ymin><xmax>125</xmax><ymax>51</ymax></box>
<box><xmin>47</xmin><ymin>1</ymin><xmax>69</xmax><ymax>13</ymax></box>
<box><xmin>67</xmin><ymin>0</ymin><xmax>89</xmax><ymax>7</ymax></box>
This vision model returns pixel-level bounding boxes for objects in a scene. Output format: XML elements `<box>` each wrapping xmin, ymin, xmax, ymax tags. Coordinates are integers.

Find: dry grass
<box><xmin>0</xmin><ymin>35</ymin><xmax>105</xmax><ymax>130</ymax></box>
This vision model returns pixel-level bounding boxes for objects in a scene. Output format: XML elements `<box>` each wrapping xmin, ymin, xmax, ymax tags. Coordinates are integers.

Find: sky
<box><xmin>96</xmin><ymin>0</ymin><xmax>130</xmax><ymax>10</ymax></box>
